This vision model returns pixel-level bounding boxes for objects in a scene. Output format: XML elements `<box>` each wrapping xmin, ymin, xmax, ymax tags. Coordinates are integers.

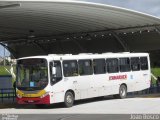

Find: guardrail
<box><xmin>0</xmin><ymin>88</ymin><xmax>16</xmax><ymax>103</ymax></box>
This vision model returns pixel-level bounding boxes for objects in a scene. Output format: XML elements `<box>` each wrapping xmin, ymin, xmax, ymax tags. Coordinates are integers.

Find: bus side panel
<box><xmin>127</xmin><ymin>56</ymin><xmax>151</xmax><ymax>92</ymax></box>
<box><xmin>134</xmin><ymin>70</ymin><xmax>151</xmax><ymax>91</ymax></box>
<box><xmin>50</xmin><ymin>91</ymin><xmax>65</xmax><ymax>104</ymax></box>
<box><xmin>130</xmin><ymin>56</ymin><xmax>150</xmax><ymax>92</ymax></box>
<box><xmin>91</xmin><ymin>74</ymin><xmax>120</xmax><ymax>97</ymax></box>
<box><xmin>73</xmin><ymin>76</ymin><xmax>91</xmax><ymax>100</ymax></box>
<box><xmin>49</xmin><ymin>80</ymin><xmax>69</xmax><ymax>104</ymax></box>
<box><xmin>49</xmin><ymin>76</ymin><xmax>91</xmax><ymax>104</ymax></box>
<box><xmin>126</xmin><ymin>71</ymin><xmax>141</xmax><ymax>92</ymax></box>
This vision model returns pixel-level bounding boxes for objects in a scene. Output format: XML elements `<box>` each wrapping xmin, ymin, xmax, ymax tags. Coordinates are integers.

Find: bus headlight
<box><xmin>40</xmin><ymin>92</ymin><xmax>49</xmax><ymax>98</ymax></box>
<box><xmin>17</xmin><ymin>94</ymin><xmax>22</xmax><ymax>98</ymax></box>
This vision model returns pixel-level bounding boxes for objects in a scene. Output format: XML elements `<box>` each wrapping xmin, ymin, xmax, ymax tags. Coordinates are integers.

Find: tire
<box><xmin>64</xmin><ymin>91</ymin><xmax>74</xmax><ymax>108</ymax></box>
<box><xmin>114</xmin><ymin>85</ymin><xmax>127</xmax><ymax>99</ymax></box>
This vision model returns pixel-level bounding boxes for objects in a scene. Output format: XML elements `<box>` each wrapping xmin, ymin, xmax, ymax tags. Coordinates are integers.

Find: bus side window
<box><xmin>119</xmin><ymin>58</ymin><xmax>131</xmax><ymax>72</ymax></box>
<box><xmin>93</xmin><ymin>59</ymin><xmax>106</xmax><ymax>74</ymax></box>
<box><xmin>131</xmin><ymin>57</ymin><xmax>140</xmax><ymax>71</ymax></box>
<box><xmin>106</xmin><ymin>58</ymin><xmax>119</xmax><ymax>73</ymax></box>
<box><xmin>140</xmin><ymin>57</ymin><xmax>148</xmax><ymax>70</ymax></box>
<box><xmin>78</xmin><ymin>60</ymin><xmax>93</xmax><ymax>75</ymax></box>
<box><xmin>63</xmin><ymin>60</ymin><xmax>78</xmax><ymax>77</ymax></box>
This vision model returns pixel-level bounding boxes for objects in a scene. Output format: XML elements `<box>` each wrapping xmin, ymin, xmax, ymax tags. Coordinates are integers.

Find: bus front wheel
<box><xmin>64</xmin><ymin>91</ymin><xmax>74</xmax><ymax>107</ymax></box>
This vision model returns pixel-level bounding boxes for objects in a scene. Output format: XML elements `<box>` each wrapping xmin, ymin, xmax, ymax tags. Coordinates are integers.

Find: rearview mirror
<box><xmin>52</xmin><ymin>67</ymin><xmax>56</xmax><ymax>75</ymax></box>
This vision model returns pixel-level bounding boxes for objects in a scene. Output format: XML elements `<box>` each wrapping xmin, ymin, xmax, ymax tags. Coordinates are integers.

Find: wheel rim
<box><xmin>66</xmin><ymin>95</ymin><xmax>72</xmax><ymax>104</ymax></box>
<box><xmin>121</xmin><ymin>87</ymin><xmax>126</xmax><ymax>97</ymax></box>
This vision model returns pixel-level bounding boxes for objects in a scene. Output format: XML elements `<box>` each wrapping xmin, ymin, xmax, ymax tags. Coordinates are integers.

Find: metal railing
<box><xmin>0</xmin><ymin>86</ymin><xmax>159</xmax><ymax>103</ymax></box>
<box><xmin>128</xmin><ymin>86</ymin><xmax>160</xmax><ymax>96</ymax></box>
<box><xmin>0</xmin><ymin>88</ymin><xmax>16</xmax><ymax>103</ymax></box>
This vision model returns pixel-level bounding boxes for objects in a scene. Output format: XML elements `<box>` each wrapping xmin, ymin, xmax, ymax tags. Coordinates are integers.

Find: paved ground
<box><xmin>0</xmin><ymin>96</ymin><xmax>160</xmax><ymax>114</ymax></box>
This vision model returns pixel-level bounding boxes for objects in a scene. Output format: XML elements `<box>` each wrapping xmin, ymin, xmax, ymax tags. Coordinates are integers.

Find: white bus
<box><xmin>16</xmin><ymin>52</ymin><xmax>151</xmax><ymax>107</ymax></box>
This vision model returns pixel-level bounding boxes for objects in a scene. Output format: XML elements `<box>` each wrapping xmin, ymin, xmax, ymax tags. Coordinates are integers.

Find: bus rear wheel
<box><xmin>114</xmin><ymin>85</ymin><xmax>127</xmax><ymax>99</ymax></box>
<box><xmin>64</xmin><ymin>91</ymin><xmax>74</xmax><ymax>108</ymax></box>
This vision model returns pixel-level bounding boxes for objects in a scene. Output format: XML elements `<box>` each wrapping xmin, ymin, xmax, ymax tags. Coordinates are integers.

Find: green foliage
<box><xmin>0</xmin><ymin>66</ymin><xmax>16</xmax><ymax>85</ymax></box>
<box><xmin>0</xmin><ymin>59</ymin><xmax>10</xmax><ymax>66</ymax></box>
<box><xmin>151</xmin><ymin>67</ymin><xmax>160</xmax><ymax>85</ymax></box>
<box><xmin>151</xmin><ymin>68</ymin><xmax>160</xmax><ymax>76</ymax></box>
<box><xmin>0</xmin><ymin>66</ymin><xmax>11</xmax><ymax>75</ymax></box>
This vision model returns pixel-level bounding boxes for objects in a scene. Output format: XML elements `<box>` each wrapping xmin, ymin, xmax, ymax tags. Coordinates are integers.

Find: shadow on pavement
<box><xmin>0</xmin><ymin>94</ymin><xmax>159</xmax><ymax>109</ymax></box>
<box><xmin>0</xmin><ymin>96</ymin><xmax>115</xmax><ymax>109</ymax></box>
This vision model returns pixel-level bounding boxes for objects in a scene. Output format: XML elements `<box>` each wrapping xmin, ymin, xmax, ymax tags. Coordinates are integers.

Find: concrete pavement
<box><xmin>0</xmin><ymin>97</ymin><xmax>160</xmax><ymax>114</ymax></box>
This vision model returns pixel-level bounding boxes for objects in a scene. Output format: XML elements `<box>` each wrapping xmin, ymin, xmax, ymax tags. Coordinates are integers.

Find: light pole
<box><xmin>3</xmin><ymin>46</ymin><xmax>5</xmax><ymax>66</ymax></box>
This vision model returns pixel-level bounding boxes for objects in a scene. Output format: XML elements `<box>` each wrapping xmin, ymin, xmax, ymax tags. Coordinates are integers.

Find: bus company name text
<box><xmin>109</xmin><ymin>75</ymin><xmax>127</xmax><ymax>80</ymax></box>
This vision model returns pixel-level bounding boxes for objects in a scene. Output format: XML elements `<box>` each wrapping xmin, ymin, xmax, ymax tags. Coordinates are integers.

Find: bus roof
<box><xmin>17</xmin><ymin>52</ymin><xmax>149</xmax><ymax>61</ymax></box>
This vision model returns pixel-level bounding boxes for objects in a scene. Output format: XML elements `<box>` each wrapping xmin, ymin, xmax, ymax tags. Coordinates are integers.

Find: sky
<box><xmin>0</xmin><ymin>45</ymin><xmax>10</xmax><ymax>57</ymax></box>
<box><xmin>0</xmin><ymin>0</ymin><xmax>160</xmax><ymax>57</ymax></box>
<box><xmin>85</xmin><ymin>0</ymin><xmax>160</xmax><ymax>17</ymax></box>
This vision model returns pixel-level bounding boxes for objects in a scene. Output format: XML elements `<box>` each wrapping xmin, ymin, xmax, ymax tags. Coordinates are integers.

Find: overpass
<box><xmin>0</xmin><ymin>0</ymin><xmax>160</xmax><ymax>58</ymax></box>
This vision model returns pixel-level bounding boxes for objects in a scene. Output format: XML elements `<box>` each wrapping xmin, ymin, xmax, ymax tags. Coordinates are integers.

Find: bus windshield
<box><xmin>16</xmin><ymin>58</ymin><xmax>48</xmax><ymax>91</ymax></box>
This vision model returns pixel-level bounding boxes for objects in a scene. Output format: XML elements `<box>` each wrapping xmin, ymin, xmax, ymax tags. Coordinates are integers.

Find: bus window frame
<box><xmin>140</xmin><ymin>57</ymin><xmax>149</xmax><ymax>70</ymax></box>
<box><xmin>119</xmin><ymin>57</ymin><xmax>131</xmax><ymax>72</ymax></box>
<box><xmin>130</xmin><ymin>57</ymin><xmax>140</xmax><ymax>71</ymax></box>
<box><xmin>63</xmin><ymin>60</ymin><xmax>79</xmax><ymax>77</ymax></box>
<box><xmin>78</xmin><ymin>59</ymin><xmax>93</xmax><ymax>76</ymax></box>
<box><xmin>106</xmin><ymin>58</ymin><xmax>119</xmax><ymax>73</ymax></box>
<box><xmin>93</xmin><ymin>58</ymin><xmax>106</xmax><ymax>74</ymax></box>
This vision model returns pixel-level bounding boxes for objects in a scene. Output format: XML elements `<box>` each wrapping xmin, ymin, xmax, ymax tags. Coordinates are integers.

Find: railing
<box><xmin>128</xmin><ymin>86</ymin><xmax>160</xmax><ymax>96</ymax></box>
<box><xmin>0</xmin><ymin>86</ymin><xmax>159</xmax><ymax>103</ymax></box>
<box><xmin>0</xmin><ymin>88</ymin><xmax>16</xmax><ymax>103</ymax></box>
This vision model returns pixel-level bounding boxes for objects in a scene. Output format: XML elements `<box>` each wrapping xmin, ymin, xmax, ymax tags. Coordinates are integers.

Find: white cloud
<box><xmin>83</xmin><ymin>0</ymin><xmax>160</xmax><ymax>17</ymax></box>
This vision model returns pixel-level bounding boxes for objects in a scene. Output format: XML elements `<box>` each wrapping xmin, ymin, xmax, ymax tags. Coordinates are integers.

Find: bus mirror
<box><xmin>52</xmin><ymin>67</ymin><xmax>56</xmax><ymax>75</ymax></box>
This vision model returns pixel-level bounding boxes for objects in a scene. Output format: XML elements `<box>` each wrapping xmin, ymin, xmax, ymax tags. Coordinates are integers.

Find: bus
<box><xmin>16</xmin><ymin>52</ymin><xmax>151</xmax><ymax>107</ymax></box>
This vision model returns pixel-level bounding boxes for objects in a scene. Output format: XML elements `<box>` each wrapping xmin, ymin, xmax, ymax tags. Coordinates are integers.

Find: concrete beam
<box><xmin>111</xmin><ymin>32</ymin><xmax>130</xmax><ymax>52</ymax></box>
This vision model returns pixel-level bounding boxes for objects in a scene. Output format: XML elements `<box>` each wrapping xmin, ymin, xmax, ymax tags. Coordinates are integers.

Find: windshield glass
<box><xmin>16</xmin><ymin>58</ymin><xmax>48</xmax><ymax>91</ymax></box>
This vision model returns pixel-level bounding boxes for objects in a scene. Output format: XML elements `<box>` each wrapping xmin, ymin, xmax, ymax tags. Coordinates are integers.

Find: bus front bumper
<box><xmin>16</xmin><ymin>95</ymin><xmax>50</xmax><ymax>104</ymax></box>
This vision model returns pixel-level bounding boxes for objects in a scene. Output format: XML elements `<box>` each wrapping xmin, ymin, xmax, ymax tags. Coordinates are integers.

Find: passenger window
<box><xmin>63</xmin><ymin>60</ymin><xmax>78</xmax><ymax>77</ymax></box>
<box><xmin>119</xmin><ymin>58</ymin><xmax>131</xmax><ymax>72</ymax></box>
<box><xmin>140</xmin><ymin>57</ymin><xmax>148</xmax><ymax>70</ymax></box>
<box><xmin>106</xmin><ymin>58</ymin><xmax>119</xmax><ymax>73</ymax></box>
<box><xmin>93</xmin><ymin>59</ymin><xmax>106</xmax><ymax>74</ymax></box>
<box><xmin>131</xmin><ymin>57</ymin><xmax>140</xmax><ymax>71</ymax></box>
<box><xmin>78</xmin><ymin>60</ymin><xmax>93</xmax><ymax>75</ymax></box>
